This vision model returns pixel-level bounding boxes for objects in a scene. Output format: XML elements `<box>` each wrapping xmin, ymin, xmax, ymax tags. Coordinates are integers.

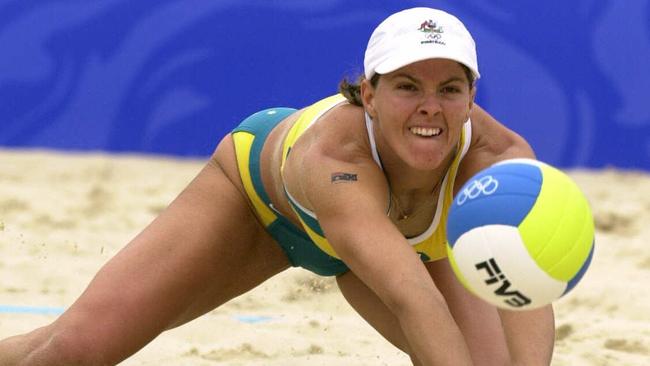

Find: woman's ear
<box><xmin>468</xmin><ymin>85</ymin><xmax>476</xmax><ymax>112</ymax></box>
<box><xmin>360</xmin><ymin>78</ymin><xmax>377</xmax><ymax>119</ymax></box>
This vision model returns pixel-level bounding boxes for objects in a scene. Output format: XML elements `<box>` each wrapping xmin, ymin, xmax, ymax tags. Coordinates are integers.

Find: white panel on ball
<box><xmin>451</xmin><ymin>224</ymin><xmax>567</xmax><ymax>310</ymax></box>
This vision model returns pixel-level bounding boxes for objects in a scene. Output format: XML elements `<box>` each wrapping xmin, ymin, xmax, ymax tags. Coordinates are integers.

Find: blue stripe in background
<box><xmin>232</xmin><ymin>315</ymin><xmax>276</xmax><ymax>324</ymax></box>
<box><xmin>0</xmin><ymin>1</ymin><xmax>647</xmax><ymax>169</ymax></box>
<box><xmin>0</xmin><ymin>305</ymin><xmax>65</xmax><ymax>315</ymax></box>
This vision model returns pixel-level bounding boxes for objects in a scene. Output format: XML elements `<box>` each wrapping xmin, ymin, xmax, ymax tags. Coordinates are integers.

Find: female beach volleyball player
<box><xmin>0</xmin><ymin>7</ymin><xmax>555</xmax><ymax>366</ymax></box>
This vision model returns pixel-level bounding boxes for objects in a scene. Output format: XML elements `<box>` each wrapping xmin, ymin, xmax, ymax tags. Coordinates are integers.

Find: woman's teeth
<box><xmin>409</xmin><ymin>127</ymin><xmax>442</xmax><ymax>137</ymax></box>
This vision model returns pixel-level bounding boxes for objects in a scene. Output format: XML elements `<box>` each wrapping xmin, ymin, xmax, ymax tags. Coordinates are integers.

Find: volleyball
<box><xmin>446</xmin><ymin>158</ymin><xmax>595</xmax><ymax>310</ymax></box>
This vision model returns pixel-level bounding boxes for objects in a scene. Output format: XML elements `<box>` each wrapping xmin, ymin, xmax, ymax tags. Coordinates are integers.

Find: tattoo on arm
<box><xmin>331</xmin><ymin>172</ymin><xmax>358</xmax><ymax>184</ymax></box>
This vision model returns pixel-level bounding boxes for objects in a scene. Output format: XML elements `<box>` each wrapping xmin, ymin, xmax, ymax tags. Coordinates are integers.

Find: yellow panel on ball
<box><xmin>518</xmin><ymin>164</ymin><xmax>595</xmax><ymax>282</ymax></box>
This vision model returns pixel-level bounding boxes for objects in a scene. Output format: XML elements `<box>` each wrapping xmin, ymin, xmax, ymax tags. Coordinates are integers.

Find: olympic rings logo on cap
<box><xmin>456</xmin><ymin>175</ymin><xmax>499</xmax><ymax>205</ymax></box>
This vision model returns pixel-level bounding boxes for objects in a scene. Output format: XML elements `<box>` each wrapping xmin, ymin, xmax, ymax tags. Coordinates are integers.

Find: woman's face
<box><xmin>362</xmin><ymin>58</ymin><xmax>475</xmax><ymax>171</ymax></box>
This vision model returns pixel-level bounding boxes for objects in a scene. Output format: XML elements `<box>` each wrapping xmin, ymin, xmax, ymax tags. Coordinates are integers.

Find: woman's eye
<box><xmin>441</xmin><ymin>86</ymin><xmax>460</xmax><ymax>94</ymax></box>
<box><xmin>397</xmin><ymin>84</ymin><xmax>417</xmax><ymax>91</ymax></box>
<box><xmin>440</xmin><ymin>86</ymin><xmax>465</xmax><ymax>96</ymax></box>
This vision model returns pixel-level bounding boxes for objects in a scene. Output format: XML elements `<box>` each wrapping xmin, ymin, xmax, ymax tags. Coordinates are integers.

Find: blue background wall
<box><xmin>1</xmin><ymin>0</ymin><xmax>648</xmax><ymax>169</ymax></box>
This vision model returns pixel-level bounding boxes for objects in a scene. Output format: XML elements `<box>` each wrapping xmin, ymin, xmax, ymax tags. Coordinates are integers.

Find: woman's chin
<box><xmin>403</xmin><ymin>155</ymin><xmax>447</xmax><ymax>172</ymax></box>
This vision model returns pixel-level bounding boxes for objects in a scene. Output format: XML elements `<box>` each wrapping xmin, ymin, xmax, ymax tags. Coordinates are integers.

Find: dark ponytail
<box><xmin>338</xmin><ymin>73</ymin><xmax>380</xmax><ymax>106</ymax></box>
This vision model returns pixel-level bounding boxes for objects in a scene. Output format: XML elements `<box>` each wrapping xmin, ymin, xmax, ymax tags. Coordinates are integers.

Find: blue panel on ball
<box><xmin>447</xmin><ymin>162</ymin><xmax>543</xmax><ymax>247</ymax></box>
<box><xmin>562</xmin><ymin>242</ymin><xmax>594</xmax><ymax>295</ymax></box>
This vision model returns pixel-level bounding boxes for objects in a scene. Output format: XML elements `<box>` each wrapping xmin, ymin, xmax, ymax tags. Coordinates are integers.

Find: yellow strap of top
<box><xmin>280</xmin><ymin>94</ymin><xmax>347</xmax><ymax>170</ymax></box>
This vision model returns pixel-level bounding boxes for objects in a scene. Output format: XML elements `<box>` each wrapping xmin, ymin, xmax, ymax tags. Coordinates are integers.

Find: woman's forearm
<box><xmin>499</xmin><ymin>305</ymin><xmax>555</xmax><ymax>365</ymax></box>
<box><xmin>392</xmin><ymin>286</ymin><xmax>474</xmax><ymax>366</ymax></box>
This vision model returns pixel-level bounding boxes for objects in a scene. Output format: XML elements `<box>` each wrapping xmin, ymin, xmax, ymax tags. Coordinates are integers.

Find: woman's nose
<box><xmin>417</xmin><ymin>92</ymin><xmax>442</xmax><ymax>116</ymax></box>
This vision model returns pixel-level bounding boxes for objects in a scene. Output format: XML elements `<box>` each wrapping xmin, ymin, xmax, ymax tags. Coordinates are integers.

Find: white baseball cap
<box><xmin>364</xmin><ymin>7</ymin><xmax>480</xmax><ymax>80</ymax></box>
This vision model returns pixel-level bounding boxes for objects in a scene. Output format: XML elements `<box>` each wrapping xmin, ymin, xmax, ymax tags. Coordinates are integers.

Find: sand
<box><xmin>0</xmin><ymin>148</ymin><xmax>648</xmax><ymax>365</ymax></box>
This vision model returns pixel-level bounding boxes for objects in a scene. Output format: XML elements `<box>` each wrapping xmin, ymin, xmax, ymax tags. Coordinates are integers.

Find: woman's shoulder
<box><xmin>281</xmin><ymin>100</ymin><xmax>387</xmax><ymax>214</ymax></box>
<box><xmin>282</xmin><ymin>100</ymin><xmax>378</xmax><ymax>190</ymax></box>
<box><xmin>469</xmin><ymin>105</ymin><xmax>533</xmax><ymax>157</ymax></box>
<box><xmin>299</xmin><ymin>101</ymin><xmax>371</xmax><ymax>164</ymax></box>
<box><xmin>468</xmin><ymin>104</ymin><xmax>534</xmax><ymax>160</ymax></box>
<box><xmin>457</xmin><ymin>104</ymin><xmax>535</xmax><ymax>189</ymax></box>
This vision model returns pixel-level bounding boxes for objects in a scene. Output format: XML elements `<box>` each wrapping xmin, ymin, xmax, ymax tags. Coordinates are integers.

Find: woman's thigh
<box><xmin>149</xmin><ymin>133</ymin><xmax>293</xmax><ymax>326</ymax></box>
<box><xmin>49</xmin><ymin>135</ymin><xmax>291</xmax><ymax>363</ymax></box>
